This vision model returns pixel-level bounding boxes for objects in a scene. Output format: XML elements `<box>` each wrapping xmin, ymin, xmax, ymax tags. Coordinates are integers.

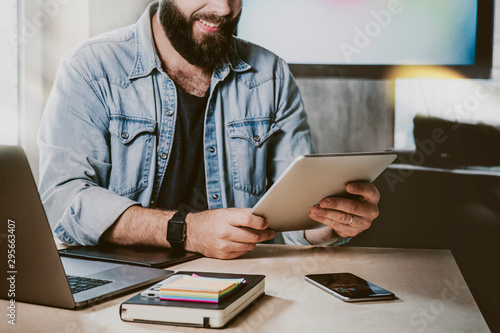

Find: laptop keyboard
<box><xmin>67</xmin><ymin>275</ymin><xmax>113</xmax><ymax>294</ymax></box>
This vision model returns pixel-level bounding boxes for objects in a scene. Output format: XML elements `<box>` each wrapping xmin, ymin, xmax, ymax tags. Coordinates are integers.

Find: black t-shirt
<box><xmin>156</xmin><ymin>88</ymin><xmax>209</xmax><ymax>212</ymax></box>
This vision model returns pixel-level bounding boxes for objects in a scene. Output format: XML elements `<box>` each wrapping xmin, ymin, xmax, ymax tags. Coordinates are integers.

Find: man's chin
<box><xmin>182</xmin><ymin>25</ymin><xmax>232</xmax><ymax>67</ymax></box>
<box><xmin>191</xmin><ymin>32</ymin><xmax>208</xmax><ymax>46</ymax></box>
<box><xmin>192</xmin><ymin>28</ymin><xmax>223</xmax><ymax>44</ymax></box>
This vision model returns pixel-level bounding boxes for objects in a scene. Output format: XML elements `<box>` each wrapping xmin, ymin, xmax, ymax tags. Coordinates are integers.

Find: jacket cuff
<box><xmin>54</xmin><ymin>192</ymin><xmax>140</xmax><ymax>246</ymax></box>
<box><xmin>282</xmin><ymin>230</ymin><xmax>351</xmax><ymax>246</ymax></box>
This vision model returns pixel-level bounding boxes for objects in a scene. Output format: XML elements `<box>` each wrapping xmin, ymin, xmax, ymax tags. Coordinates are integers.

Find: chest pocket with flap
<box><xmin>227</xmin><ymin>117</ymin><xmax>280</xmax><ymax>196</ymax></box>
<box><xmin>108</xmin><ymin>115</ymin><xmax>157</xmax><ymax>196</ymax></box>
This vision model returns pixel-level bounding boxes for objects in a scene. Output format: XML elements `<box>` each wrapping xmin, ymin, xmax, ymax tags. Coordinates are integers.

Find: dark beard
<box><xmin>158</xmin><ymin>0</ymin><xmax>241</xmax><ymax>68</ymax></box>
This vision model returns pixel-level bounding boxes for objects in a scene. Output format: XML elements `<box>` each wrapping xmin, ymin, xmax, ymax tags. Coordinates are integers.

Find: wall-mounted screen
<box><xmin>237</xmin><ymin>0</ymin><xmax>494</xmax><ymax>78</ymax></box>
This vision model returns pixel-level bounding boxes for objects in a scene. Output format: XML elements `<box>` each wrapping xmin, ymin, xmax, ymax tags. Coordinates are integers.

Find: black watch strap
<box><xmin>167</xmin><ymin>210</ymin><xmax>187</xmax><ymax>251</ymax></box>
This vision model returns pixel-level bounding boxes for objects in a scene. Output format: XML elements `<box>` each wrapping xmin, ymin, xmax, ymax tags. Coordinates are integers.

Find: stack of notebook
<box><xmin>120</xmin><ymin>271</ymin><xmax>265</xmax><ymax>328</ymax></box>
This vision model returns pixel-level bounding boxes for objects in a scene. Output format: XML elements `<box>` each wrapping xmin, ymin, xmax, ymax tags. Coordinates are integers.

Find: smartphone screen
<box><xmin>305</xmin><ymin>273</ymin><xmax>395</xmax><ymax>302</ymax></box>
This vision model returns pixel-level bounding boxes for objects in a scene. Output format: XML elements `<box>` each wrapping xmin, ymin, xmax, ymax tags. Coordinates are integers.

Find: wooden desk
<box><xmin>1</xmin><ymin>245</ymin><xmax>490</xmax><ymax>332</ymax></box>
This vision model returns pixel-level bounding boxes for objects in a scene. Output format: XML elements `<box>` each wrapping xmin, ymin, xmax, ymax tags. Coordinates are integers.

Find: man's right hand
<box><xmin>184</xmin><ymin>208</ymin><xmax>275</xmax><ymax>260</ymax></box>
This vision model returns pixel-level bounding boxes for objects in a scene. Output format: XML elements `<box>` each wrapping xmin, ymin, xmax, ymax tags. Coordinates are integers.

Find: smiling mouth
<box><xmin>198</xmin><ymin>19</ymin><xmax>221</xmax><ymax>29</ymax></box>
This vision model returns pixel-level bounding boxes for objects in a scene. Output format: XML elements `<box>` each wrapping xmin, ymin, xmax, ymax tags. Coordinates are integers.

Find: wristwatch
<box><xmin>167</xmin><ymin>210</ymin><xmax>187</xmax><ymax>251</ymax></box>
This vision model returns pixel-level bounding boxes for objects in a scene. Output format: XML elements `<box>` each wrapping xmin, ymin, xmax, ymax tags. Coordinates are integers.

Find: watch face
<box><xmin>167</xmin><ymin>221</ymin><xmax>185</xmax><ymax>242</ymax></box>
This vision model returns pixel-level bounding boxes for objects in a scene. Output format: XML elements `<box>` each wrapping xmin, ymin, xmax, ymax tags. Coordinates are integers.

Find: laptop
<box><xmin>0</xmin><ymin>145</ymin><xmax>174</xmax><ymax>309</ymax></box>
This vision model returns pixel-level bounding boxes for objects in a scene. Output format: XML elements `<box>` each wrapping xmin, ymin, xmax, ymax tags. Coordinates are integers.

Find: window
<box><xmin>395</xmin><ymin>78</ymin><xmax>500</xmax><ymax>151</ymax></box>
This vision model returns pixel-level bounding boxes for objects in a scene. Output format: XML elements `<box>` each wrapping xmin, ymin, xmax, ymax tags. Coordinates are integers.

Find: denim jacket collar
<box><xmin>128</xmin><ymin>1</ymin><xmax>251</xmax><ymax>82</ymax></box>
<box><xmin>214</xmin><ymin>43</ymin><xmax>252</xmax><ymax>80</ymax></box>
<box><xmin>128</xmin><ymin>2</ymin><xmax>161</xmax><ymax>80</ymax></box>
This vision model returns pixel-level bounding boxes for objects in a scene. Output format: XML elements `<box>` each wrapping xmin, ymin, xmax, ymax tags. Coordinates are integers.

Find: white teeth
<box><xmin>199</xmin><ymin>19</ymin><xmax>220</xmax><ymax>28</ymax></box>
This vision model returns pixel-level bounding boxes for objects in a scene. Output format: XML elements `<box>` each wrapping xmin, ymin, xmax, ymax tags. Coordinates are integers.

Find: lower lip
<box><xmin>195</xmin><ymin>20</ymin><xmax>220</xmax><ymax>33</ymax></box>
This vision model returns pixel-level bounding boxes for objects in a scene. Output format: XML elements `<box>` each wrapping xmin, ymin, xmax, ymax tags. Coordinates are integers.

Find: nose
<box><xmin>206</xmin><ymin>0</ymin><xmax>235</xmax><ymax>17</ymax></box>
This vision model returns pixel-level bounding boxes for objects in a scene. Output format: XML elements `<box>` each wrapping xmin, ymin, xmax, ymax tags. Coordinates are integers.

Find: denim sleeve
<box><xmin>267</xmin><ymin>58</ymin><xmax>350</xmax><ymax>246</ymax></box>
<box><xmin>266</xmin><ymin>58</ymin><xmax>316</xmax><ymax>182</ymax></box>
<box><xmin>37</xmin><ymin>56</ymin><xmax>138</xmax><ymax>246</ymax></box>
<box><xmin>282</xmin><ymin>230</ymin><xmax>351</xmax><ymax>246</ymax></box>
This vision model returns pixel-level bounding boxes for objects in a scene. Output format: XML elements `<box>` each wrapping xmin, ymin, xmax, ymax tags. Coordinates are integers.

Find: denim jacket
<box><xmin>38</xmin><ymin>2</ymin><xmax>346</xmax><ymax>247</ymax></box>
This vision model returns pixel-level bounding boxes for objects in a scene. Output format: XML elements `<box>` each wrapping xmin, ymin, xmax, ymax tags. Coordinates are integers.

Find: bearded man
<box><xmin>38</xmin><ymin>1</ymin><xmax>381</xmax><ymax>259</ymax></box>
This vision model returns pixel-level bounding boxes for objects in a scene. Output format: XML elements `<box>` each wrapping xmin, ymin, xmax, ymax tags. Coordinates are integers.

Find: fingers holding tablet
<box><xmin>309</xmin><ymin>182</ymin><xmax>380</xmax><ymax>238</ymax></box>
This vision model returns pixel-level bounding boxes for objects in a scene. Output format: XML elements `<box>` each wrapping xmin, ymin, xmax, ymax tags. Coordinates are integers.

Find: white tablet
<box><xmin>250</xmin><ymin>152</ymin><xmax>397</xmax><ymax>232</ymax></box>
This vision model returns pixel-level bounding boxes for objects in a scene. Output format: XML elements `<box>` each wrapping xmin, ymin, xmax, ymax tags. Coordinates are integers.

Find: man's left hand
<box><xmin>309</xmin><ymin>182</ymin><xmax>380</xmax><ymax>238</ymax></box>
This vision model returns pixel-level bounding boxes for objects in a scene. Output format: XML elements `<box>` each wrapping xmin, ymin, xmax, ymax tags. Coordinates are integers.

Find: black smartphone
<box><xmin>305</xmin><ymin>273</ymin><xmax>395</xmax><ymax>302</ymax></box>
